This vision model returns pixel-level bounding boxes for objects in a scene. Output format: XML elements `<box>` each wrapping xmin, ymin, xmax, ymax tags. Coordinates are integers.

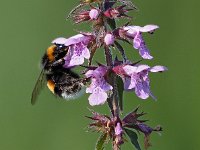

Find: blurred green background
<box><xmin>0</xmin><ymin>0</ymin><xmax>199</xmax><ymax>150</ymax></box>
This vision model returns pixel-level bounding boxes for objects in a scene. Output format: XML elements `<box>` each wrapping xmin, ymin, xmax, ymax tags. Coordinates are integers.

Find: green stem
<box><xmin>104</xmin><ymin>46</ymin><xmax>120</xmax><ymax>150</ymax></box>
<box><xmin>103</xmin><ymin>1</ymin><xmax>120</xmax><ymax>150</ymax></box>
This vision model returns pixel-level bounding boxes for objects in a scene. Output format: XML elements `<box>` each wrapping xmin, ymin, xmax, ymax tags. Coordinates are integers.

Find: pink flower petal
<box><xmin>124</xmin><ymin>26</ymin><xmax>140</xmax><ymax>34</ymax></box>
<box><xmin>101</xmin><ymin>81</ymin><xmax>113</xmax><ymax>91</ymax></box>
<box><xmin>135</xmin><ymin>82</ymin><xmax>150</xmax><ymax>99</ymax></box>
<box><xmin>136</xmin><ymin>65</ymin><xmax>150</xmax><ymax>73</ymax></box>
<box><xmin>123</xmin><ymin>77</ymin><xmax>132</xmax><ymax>90</ymax></box>
<box><xmin>82</xmin><ymin>47</ymin><xmax>90</xmax><ymax>59</ymax></box>
<box><xmin>93</xmin><ymin>66</ymin><xmax>107</xmax><ymax>77</ymax></box>
<box><xmin>64</xmin><ymin>34</ymin><xmax>89</xmax><ymax>46</ymax></box>
<box><xmin>133</xmin><ymin>35</ymin><xmax>141</xmax><ymax>49</ymax></box>
<box><xmin>123</xmin><ymin>65</ymin><xmax>137</xmax><ymax>76</ymax></box>
<box><xmin>88</xmin><ymin>88</ymin><xmax>107</xmax><ymax>106</ymax></box>
<box><xmin>138</xmin><ymin>46</ymin><xmax>153</xmax><ymax>59</ymax></box>
<box><xmin>85</xmin><ymin>70</ymin><xmax>94</xmax><ymax>78</ymax></box>
<box><xmin>89</xmin><ymin>9</ymin><xmax>99</xmax><ymax>20</ymax></box>
<box><xmin>140</xmin><ymin>25</ymin><xmax>159</xmax><ymax>32</ymax></box>
<box><xmin>150</xmin><ymin>66</ymin><xmax>168</xmax><ymax>72</ymax></box>
<box><xmin>52</xmin><ymin>37</ymin><xmax>67</xmax><ymax>45</ymax></box>
<box><xmin>68</xmin><ymin>56</ymin><xmax>84</xmax><ymax>67</ymax></box>
<box><xmin>133</xmin><ymin>33</ymin><xmax>153</xmax><ymax>59</ymax></box>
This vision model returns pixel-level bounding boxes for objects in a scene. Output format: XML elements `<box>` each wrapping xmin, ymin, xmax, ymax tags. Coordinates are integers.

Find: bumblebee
<box><xmin>31</xmin><ymin>44</ymin><xmax>86</xmax><ymax>105</ymax></box>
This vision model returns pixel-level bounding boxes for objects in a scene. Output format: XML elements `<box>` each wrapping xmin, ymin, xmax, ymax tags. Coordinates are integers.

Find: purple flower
<box><xmin>122</xmin><ymin>25</ymin><xmax>159</xmax><ymax>59</ymax></box>
<box><xmin>104</xmin><ymin>33</ymin><xmax>115</xmax><ymax>46</ymax></box>
<box><xmin>113</xmin><ymin>64</ymin><xmax>167</xmax><ymax>99</ymax></box>
<box><xmin>85</xmin><ymin>66</ymin><xmax>113</xmax><ymax>106</ymax></box>
<box><xmin>52</xmin><ymin>34</ymin><xmax>93</xmax><ymax>68</ymax></box>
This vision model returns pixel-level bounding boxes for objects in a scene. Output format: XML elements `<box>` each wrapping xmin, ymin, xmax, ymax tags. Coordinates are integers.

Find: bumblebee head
<box><xmin>46</xmin><ymin>44</ymin><xmax>68</xmax><ymax>62</ymax></box>
<box><xmin>41</xmin><ymin>44</ymin><xmax>68</xmax><ymax>74</ymax></box>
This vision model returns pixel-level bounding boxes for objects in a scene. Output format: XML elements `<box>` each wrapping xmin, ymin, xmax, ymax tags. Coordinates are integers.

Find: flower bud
<box><xmin>115</xmin><ymin>122</ymin><xmax>124</xmax><ymax>145</ymax></box>
<box><xmin>73</xmin><ymin>11</ymin><xmax>90</xmax><ymax>24</ymax></box>
<box><xmin>103</xmin><ymin>5</ymin><xmax>132</xmax><ymax>19</ymax></box>
<box><xmin>115</xmin><ymin>123</ymin><xmax>123</xmax><ymax>136</ymax></box>
<box><xmin>89</xmin><ymin>9</ymin><xmax>99</xmax><ymax>20</ymax></box>
<box><xmin>104</xmin><ymin>33</ymin><xmax>115</xmax><ymax>46</ymax></box>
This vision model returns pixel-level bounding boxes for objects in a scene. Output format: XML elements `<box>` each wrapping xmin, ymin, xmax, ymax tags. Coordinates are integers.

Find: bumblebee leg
<box><xmin>51</xmin><ymin>58</ymin><xmax>65</xmax><ymax>67</ymax></box>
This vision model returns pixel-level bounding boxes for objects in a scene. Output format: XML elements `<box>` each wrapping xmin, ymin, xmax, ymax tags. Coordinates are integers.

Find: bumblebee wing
<box><xmin>31</xmin><ymin>69</ymin><xmax>46</xmax><ymax>105</ymax></box>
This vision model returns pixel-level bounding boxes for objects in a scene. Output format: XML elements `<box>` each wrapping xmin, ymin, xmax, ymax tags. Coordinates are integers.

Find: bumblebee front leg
<box><xmin>51</xmin><ymin>58</ymin><xmax>65</xmax><ymax>67</ymax></box>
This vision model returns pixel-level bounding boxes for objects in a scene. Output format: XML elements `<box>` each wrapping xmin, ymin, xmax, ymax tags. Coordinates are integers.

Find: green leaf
<box><xmin>114</xmin><ymin>41</ymin><xmax>127</xmax><ymax>62</ymax></box>
<box><xmin>117</xmin><ymin>0</ymin><xmax>137</xmax><ymax>9</ymax></box>
<box><xmin>95</xmin><ymin>133</ymin><xmax>108</xmax><ymax>150</ymax></box>
<box><xmin>107</xmin><ymin>96</ymin><xmax>114</xmax><ymax>116</ymax></box>
<box><xmin>116</xmin><ymin>75</ymin><xmax>124</xmax><ymax>112</ymax></box>
<box><xmin>106</xmin><ymin>18</ymin><xmax>116</xmax><ymax>30</ymax></box>
<box><xmin>124</xmin><ymin>128</ymin><xmax>141</xmax><ymax>150</ymax></box>
<box><xmin>88</xmin><ymin>44</ymin><xmax>97</xmax><ymax>66</ymax></box>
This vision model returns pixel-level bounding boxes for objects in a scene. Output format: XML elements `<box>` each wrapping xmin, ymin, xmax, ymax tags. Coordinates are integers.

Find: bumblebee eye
<box><xmin>58</xmin><ymin>45</ymin><xmax>63</xmax><ymax>49</ymax></box>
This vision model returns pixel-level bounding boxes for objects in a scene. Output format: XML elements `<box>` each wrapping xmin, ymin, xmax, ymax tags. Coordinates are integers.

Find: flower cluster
<box><xmin>52</xmin><ymin>23</ymin><xmax>165</xmax><ymax>106</ymax></box>
<box><xmin>45</xmin><ymin>0</ymin><xmax>167</xmax><ymax>149</ymax></box>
